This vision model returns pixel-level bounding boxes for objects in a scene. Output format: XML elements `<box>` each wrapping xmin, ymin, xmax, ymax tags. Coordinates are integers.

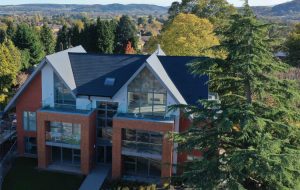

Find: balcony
<box><xmin>41</xmin><ymin>98</ymin><xmax>94</xmax><ymax>115</ymax></box>
<box><xmin>0</xmin><ymin>119</ymin><xmax>16</xmax><ymax>145</ymax></box>
<box><xmin>45</xmin><ymin>122</ymin><xmax>81</xmax><ymax>149</ymax></box>
<box><xmin>114</xmin><ymin>113</ymin><xmax>175</xmax><ymax>123</ymax></box>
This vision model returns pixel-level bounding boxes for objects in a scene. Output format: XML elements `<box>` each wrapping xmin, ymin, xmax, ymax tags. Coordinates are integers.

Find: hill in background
<box><xmin>0</xmin><ymin>4</ymin><xmax>168</xmax><ymax>17</ymax></box>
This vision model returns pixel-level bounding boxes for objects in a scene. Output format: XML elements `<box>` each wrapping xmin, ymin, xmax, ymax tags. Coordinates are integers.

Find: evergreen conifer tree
<box><xmin>115</xmin><ymin>15</ymin><xmax>138</xmax><ymax>54</ymax></box>
<box><xmin>172</xmin><ymin>2</ymin><xmax>300</xmax><ymax>189</ymax></box>
<box><xmin>40</xmin><ymin>24</ymin><xmax>55</xmax><ymax>55</ymax></box>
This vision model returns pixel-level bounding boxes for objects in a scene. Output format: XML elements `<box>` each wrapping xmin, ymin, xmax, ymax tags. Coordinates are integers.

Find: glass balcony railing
<box><xmin>122</xmin><ymin>140</ymin><xmax>162</xmax><ymax>155</ymax></box>
<box><xmin>115</xmin><ymin>113</ymin><xmax>175</xmax><ymax>122</ymax></box>
<box><xmin>41</xmin><ymin>98</ymin><xmax>93</xmax><ymax>114</ymax></box>
<box><xmin>45</xmin><ymin>131</ymin><xmax>81</xmax><ymax>145</ymax></box>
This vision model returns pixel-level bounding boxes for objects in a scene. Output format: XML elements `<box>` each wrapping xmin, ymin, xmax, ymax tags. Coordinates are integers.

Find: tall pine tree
<box><xmin>56</xmin><ymin>25</ymin><xmax>70</xmax><ymax>51</ymax></box>
<box><xmin>115</xmin><ymin>15</ymin><xmax>138</xmax><ymax>54</ymax></box>
<box><xmin>40</xmin><ymin>24</ymin><xmax>55</xmax><ymax>55</ymax></box>
<box><xmin>96</xmin><ymin>18</ymin><xmax>116</xmax><ymax>54</ymax></box>
<box><xmin>172</xmin><ymin>2</ymin><xmax>300</xmax><ymax>189</ymax></box>
<box><xmin>13</xmin><ymin>23</ymin><xmax>45</xmax><ymax>66</ymax></box>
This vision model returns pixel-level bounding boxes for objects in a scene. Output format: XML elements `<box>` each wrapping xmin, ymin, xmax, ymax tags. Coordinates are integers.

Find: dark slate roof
<box><xmin>158</xmin><ymin>56</ymin><xmax>209</xmax><ymax>105</ymax></box>
<box><xmin>69</xmin><ymin>53</ymin><xmax>148</xmax><ymax>97</ymax></box>
<box><xmin>69</xmin><ymin>53</ymin><xmax>209</xmax><ymax>104</ymax></box>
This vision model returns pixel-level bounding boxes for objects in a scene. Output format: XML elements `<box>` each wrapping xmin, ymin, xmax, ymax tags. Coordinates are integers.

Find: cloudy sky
<box><xmin>0</xmin><ymin>0</ymin><xmax>293</xmax><ymax>7</ymax></box>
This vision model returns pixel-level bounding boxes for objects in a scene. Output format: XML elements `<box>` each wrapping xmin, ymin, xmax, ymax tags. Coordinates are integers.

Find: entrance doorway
<box><xmin>97</xmin><ymin>146</ymin><xmax>112</xmax><ymax>163</ymax></box>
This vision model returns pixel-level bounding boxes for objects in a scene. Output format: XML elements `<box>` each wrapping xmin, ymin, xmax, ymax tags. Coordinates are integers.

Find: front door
<box><xmin>97</xmin><ymin>145</ymin><xmax>112</xmax><ymax>163</ymax></box>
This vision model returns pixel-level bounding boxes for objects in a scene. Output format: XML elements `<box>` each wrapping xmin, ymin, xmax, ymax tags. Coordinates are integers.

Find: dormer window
<box><xmin>104</xmin><ymin>78</ymin><xmax>115</xmax><ymax>86</ymax></box>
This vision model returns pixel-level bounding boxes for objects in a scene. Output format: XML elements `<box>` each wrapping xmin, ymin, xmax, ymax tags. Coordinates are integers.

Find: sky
<box><xmin>0</xmin><ymin>0</ymin><xmax>293</xmax><ymax>7</ymax></box>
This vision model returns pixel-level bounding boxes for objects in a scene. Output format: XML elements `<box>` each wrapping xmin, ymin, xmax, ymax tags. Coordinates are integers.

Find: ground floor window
<box><xmin>24</xmin><ymin>137</ymin><xmax>37</xmax><ymax>155</ymax></box>
<box><xmin>123</xmin><ymin>155</ymin><xmax>161</xmax><ymax>178</ymax></box>
<box><xmin>51</xmin><ymin>146</ymin><xmax>80</xmax><ymax>166</ymax></box>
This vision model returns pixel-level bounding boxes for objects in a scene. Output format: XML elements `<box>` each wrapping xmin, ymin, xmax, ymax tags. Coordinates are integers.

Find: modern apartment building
<box><xmin>4</xmin><ymin>46</ymin><xmax>209</xmax><ymax>182</ymax></box>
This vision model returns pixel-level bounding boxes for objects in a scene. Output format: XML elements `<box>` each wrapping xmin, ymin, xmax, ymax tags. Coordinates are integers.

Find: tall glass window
<box><xmin>54</xmin><ymin>73</ymin><xmax>76</xmax><ymax>108</ymax></box>
<box><xmin>23</xmin><ymin>112</ymin><xmax>36</xmax><ymax>131</ymax></box>
<box><xmin>128</xmin><ymin>67</ymin><xmax>167</xmax><ymax>116</ymax></box>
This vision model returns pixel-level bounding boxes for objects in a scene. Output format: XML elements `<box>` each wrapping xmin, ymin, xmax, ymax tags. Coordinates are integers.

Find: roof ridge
<box><xmin>68</xmin><ymin>52</ymin><xmax>150</xmax><ymax>57</ymax></box>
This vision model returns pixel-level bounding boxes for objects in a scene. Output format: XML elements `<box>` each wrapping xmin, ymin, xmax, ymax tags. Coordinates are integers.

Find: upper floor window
<box><xmin>46</xmin><ymin>121</ymin><xmax>81</xmax><ymax>145</ymax></box>
<box><xmin>54</xmin><ymin>73</ymin><xmax>76</xmax><ymax>108</ymax></box>
<box><xmin>23</xmin><ymin>111</ymin><xmax>36</xmax><ymax>131</ymax></box>
<box><xmin>128</xmin><ymin>67</ymin><xmax>167</xmax><ymax>116</ymax></box>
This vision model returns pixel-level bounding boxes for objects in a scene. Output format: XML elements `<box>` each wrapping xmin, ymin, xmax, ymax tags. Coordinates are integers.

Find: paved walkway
<box><xmin>79</xmin><ymin>164</ymin><xmax>111</xmax><ymax>190</ymax></box>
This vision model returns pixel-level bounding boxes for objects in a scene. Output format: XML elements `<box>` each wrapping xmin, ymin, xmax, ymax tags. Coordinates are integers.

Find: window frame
<box><xmin>127</xmin><ymin>67</ymin><xmax>167</xmax><ymax>116</ymax></box>
<box><xmin>23</xmin><ymin>111</ymin><xmax>37</xmax><ymax>131</ymax></box>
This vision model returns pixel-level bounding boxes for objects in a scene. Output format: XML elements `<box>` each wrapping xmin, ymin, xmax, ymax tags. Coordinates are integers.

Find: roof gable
<box><xmin>46</xmin><ymin>46</ymin><xmax>86</xmax><ymax>91</ymax></box>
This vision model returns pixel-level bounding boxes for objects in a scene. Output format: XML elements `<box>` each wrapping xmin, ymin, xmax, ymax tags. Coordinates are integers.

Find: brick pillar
<box><xmin>80</xmin><ymin>117</ymin><xmax>92</xmax><ymax>175</ymax></box>
<box><xmin>81</xmin><ymin>111</ymin><xmax>97</xmax><ymax>175</ymax></box>
<box><xmin>161</xmin><ymin>133</ymin><xmax>173</xmax><ymax>179</ymax></box>
<box><xmin>37</xmin><ymin>112</ymin><xmax>50</xmax><ymax>168</ymax></box>
<box><xmin>112</xmin><ymin>127</ymin><xmax>122</xmax><ymax>179</ymax></box>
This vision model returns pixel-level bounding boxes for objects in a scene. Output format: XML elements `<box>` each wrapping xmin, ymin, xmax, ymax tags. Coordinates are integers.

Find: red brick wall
<box><xmin>36</xmin><ymin>110</ymin><xmax>97</xmax><ymax>174</ymax></box>
<box><xmin>177</xmin><ymin>114</ymin><xmax>202</xmax><ymax>168</ymax></box>
<box><xmin>112</xmin><ymin>118</ymin><xmax>174</xmax><ymax>181</ymax></box>
<box><xmin>16</xmin><ymin>72</ymin><xmax>42</xmax><ymax>156</ymax></box>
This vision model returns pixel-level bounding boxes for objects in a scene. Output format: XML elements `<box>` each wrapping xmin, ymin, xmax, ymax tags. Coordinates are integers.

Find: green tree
<box><xmin>137</xmin><ymin>17</ymin><xmax>147</xmax><ymax>26</ymax></box>
<box><xmin>96</xmin><ymin>18</ymin><xmax>116</xmax><ymax>54</ymax></box>
<box><xmin>169</xmin><ymin>0</ymin><xmax>236</xmax><ymax>26</ymax></box>
<box><xmin>286</xmin><ymin>23</ymin><xmax>300</xmax><ymax>67</ymax></box>
<box><xmin>81</xmin><ymin>22</ymin><xmax>98</xmax><ymax>52</ymax></box>
<box><xmin>168</xmin><ymin>2</ymin><xmax>181</xmax><ymax>20</ymax></box>
<box><xmin>40</xmin><ymin>24</ymin><xmax>55</xmax><ymax>55</ymax></box>
<box><xmin>13</xmin><ymin>23</ymin><xmax>45</xmax><ymax>66</ymax></box>
<box><xmin>172</xmin><ymin>3</ymin><xmax>300</xmax><ymax>190</ymax></box>
<box><xmin>0</xmin><ymin>38</ymin><xmax>21</xmax><ymax>104</ymax></box>
<box><xmin>0</xmin><ymin>29</ymin><xmax>6</xmax><ymax>44</ymax></box>
<box><xmin>70</xmin><ymin>20</ymin><xmax>84</xmax><ymax>48</ymax></box>
<box><xmin>157</xmin><ymin>13</ymin><xmax>225</xmax><ymax>57</ymax></box>
<box><xmin>56</xmin><ymin>25</ymin><xmax>70</xmax><ymax>51</ymax></box>
<box><xmin>115</xmin><ymin>15</ymin><xmax>138</xmax><ymax>54</ymax></box>
<box><xmin>5</xmin><ymin>21</ymin><xmax>15</xmax><ymax>39</ymax></box>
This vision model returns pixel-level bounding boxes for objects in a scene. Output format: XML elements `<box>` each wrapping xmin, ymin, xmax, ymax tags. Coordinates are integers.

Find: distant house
<box><xmin>4</xmin><ymin>46</ymin><xmax>209</xmax><ymax>183</ymax></box>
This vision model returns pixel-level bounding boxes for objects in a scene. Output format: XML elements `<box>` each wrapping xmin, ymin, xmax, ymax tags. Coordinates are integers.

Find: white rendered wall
<box><xmin>41</xmin><ymin>63</ymin><xmax>54</xmax><ymax>107</ymax></box>
<box><xmin>76</xmin><ymin>97</ymin><xmax>92</xmax><ymax>110</ymax></box>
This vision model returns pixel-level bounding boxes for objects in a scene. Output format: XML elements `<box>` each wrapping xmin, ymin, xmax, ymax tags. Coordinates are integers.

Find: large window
<box><xmin>96</xmin><ymin>102</ymin><xmax>118</xmax><ymax>164</ymax></box>
<box><xmin>96</xmin><ymin>102</ymin><xmax>118</xmax><ymax>144</ymax></box>
<box><xmin>123</xmin><ymin>155</ymin><xmax>161</xmax><ymax>178</ymax></box>
<box><xmin>122</xmin><ymin>129</ymin><xmax>163</xmax><ymax>155</ymax></box>
<box><xmin>24</xmin><ymin>137</ymin><xmax>37</xmax><ymax>155</ymax></box>
<box><xmin>128</xmin><ymin>67</ymin><xmax>167</xmax><ymax>116</ymax></box>
<box><xmin>51</xmin><ymin>146</ymin><xmax>81</xmax><ymax>166</ymax></box>
<box><xmin>54</xmin><ymin>73</ymin><xmax>76</xmax><ymax>108</ymax></box>
<box><xmin>46</xmin><ymin>122</ymin><xmax>81</xmax><ymax>145</ymax></box>
<box><xmin>23</xmin><ymin>112</ymin><xmax>36</xmax><ymax>131</ymax></box>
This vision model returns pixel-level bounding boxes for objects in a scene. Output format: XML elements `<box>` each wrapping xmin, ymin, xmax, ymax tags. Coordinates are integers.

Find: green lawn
<box><xmin>2</xmin><ymin>157</ymin><xmax>85</xmax><ymax>190</ymax></box>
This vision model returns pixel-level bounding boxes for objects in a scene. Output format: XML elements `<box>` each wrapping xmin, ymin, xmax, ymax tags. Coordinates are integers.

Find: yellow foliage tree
<box><xmin>0</xmin><ymin>39</ymin><xmax>21</xmax><ymax>103</ymax></box>
<box><xmin>159</xmin><ymin>13</ymin><xmax>225</xmax><ymax>58</ymax></box>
